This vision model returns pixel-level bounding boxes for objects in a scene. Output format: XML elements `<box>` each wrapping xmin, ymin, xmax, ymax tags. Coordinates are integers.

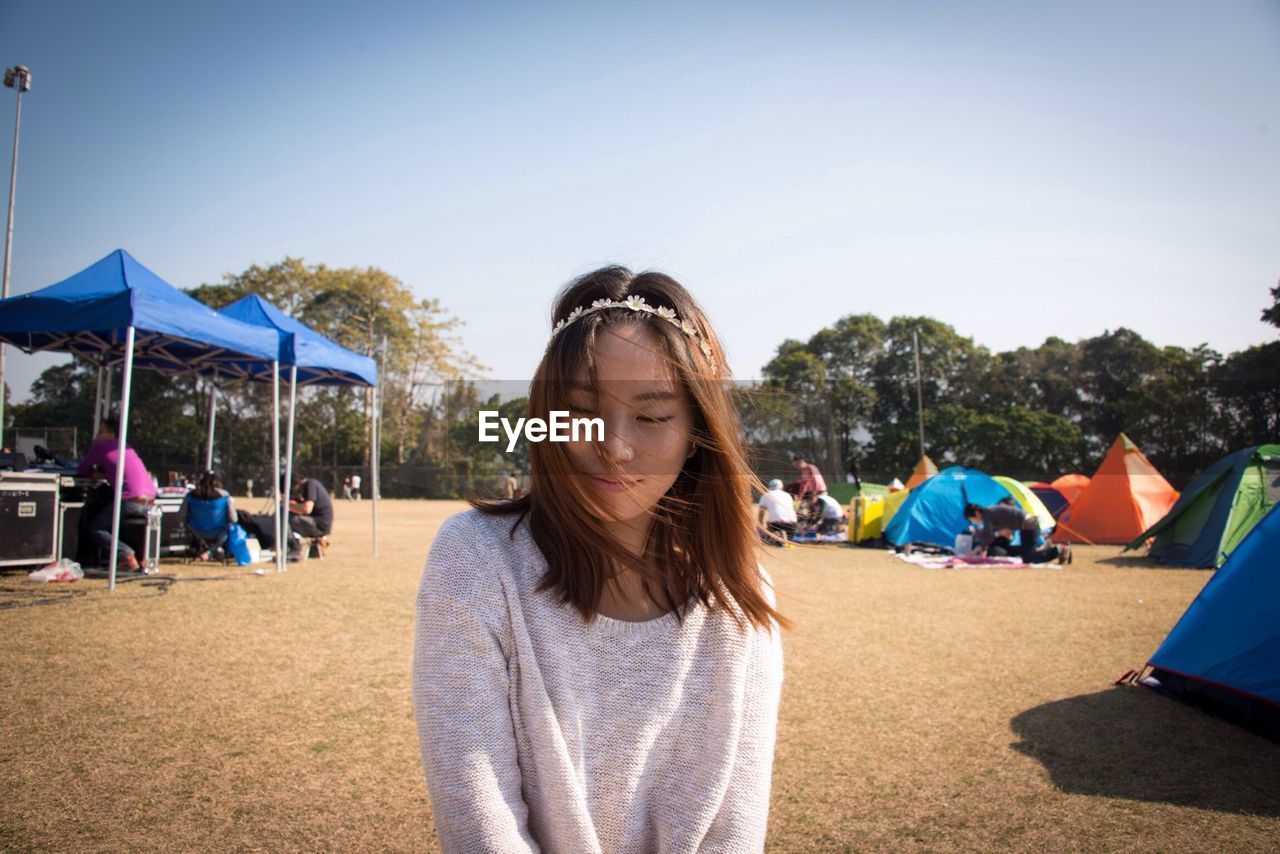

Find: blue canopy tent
<box><xmin>0</xmin><ymin>249</ymin><xmax>283</xmax><ymax>587</ymax></box>
<box><xmin>218</xmin><ymin>294</ymin><xmax>381</xmax><ymax>557</ymax></box>
<box><xmin>882</xmin><ymin>466</ymin><xmax>1013</xmax><ymax>549</ymax></box>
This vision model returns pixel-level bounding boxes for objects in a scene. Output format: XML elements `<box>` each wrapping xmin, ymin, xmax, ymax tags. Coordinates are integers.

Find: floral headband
<box><xmin>550</xmin><ymin>294</ymin><xmax>713</xmax><ymax>358</ymax></box>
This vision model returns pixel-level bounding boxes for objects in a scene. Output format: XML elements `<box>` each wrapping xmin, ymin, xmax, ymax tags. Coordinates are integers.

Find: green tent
<box><xmin>1126</xmin><ymin>444</ymin><xmax>1280</xmax><ymax>567</ymax></box>
<box><xmin>992</xmin><ymin>476</ymin><xmax>1055</xmax><ymax>534</ymax></box>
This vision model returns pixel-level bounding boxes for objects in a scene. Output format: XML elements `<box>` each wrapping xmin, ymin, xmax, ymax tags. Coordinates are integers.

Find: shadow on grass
<box><xmin>1010</xmin><ymin>687</ymin><xmax>1280</xmax><ymax>816</ymax></box>
<box><xmin>1094</xmin><ymin>553</ymin><xmax>1209</xmax><ymax>571</ymax></box>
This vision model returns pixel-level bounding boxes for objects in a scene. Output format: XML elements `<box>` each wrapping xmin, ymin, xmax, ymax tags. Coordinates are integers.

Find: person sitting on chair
<box><xmin>76</xmin><ymin>417</ymin><xmax>156</xmax><ymax>571</ymax></box>
<box><xmin>179</xmin><ymin>470</ymin><xmax>236</xmax><ymax>560</ymax></box>
<box><xmin>287</xmin><ymin>473</ymin><xmax>334</xmax><ymax>559</ymax></box>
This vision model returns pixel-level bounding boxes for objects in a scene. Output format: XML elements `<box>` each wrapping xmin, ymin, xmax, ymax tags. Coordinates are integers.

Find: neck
<box><xmin>612</xmin><ymin>515</ymin><xmax>651</xmax><ymax>558</ymax></box>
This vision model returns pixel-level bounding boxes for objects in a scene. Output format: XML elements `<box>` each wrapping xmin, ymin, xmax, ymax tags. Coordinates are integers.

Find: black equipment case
<box><xmin>0</xmin><ymin>471</ymin><xmax>61</xmax><ymax>567</ymax></box>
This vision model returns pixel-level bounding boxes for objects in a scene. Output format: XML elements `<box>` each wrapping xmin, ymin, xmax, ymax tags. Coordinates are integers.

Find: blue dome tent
<box><xmin>1138</xmin><ymin>502</ymin><xmax>1280</xmax><ymax>740</ymax></box>
<box><xmin>882</xmin><ymin>465</ymin><xmax>1014</xmax><ymax>550</ymax></box>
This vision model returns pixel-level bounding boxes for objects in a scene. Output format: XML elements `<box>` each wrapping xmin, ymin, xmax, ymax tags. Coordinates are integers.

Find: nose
<box><xmin>599</xmin><ymin>423</ymin><xmax>635</xmax><ymax>464</ymax></box>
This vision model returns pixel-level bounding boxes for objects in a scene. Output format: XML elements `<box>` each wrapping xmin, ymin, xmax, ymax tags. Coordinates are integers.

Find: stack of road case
<box><xmin>0</xmin><ymin>471</ymin><xmax>61</xmax><ymax>568</ymax></box>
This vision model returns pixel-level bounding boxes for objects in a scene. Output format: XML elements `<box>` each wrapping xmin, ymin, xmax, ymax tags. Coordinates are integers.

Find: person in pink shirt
<box><xmin>791</xmin><ymin>455</ymin><xmax>827</xmax><ymax>500</ymax></box>
<box><xmin>77</xmin><ymin>418</ymin><xmax>156</xmax><ymax>571</ymax></box>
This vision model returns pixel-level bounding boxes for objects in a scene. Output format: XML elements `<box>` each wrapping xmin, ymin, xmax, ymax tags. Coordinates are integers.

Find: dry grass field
<box><xmin>1</xmin><ymin>499</ymin><xmax>1276</xmax><ymax>852</ymax></box>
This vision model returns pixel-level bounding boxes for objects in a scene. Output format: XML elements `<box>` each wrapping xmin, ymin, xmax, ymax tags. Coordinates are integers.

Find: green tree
<box><xmin>1262</xmin><ymin>280</ymin><xmax>1280</xmax><ymax>329</ymax></box>
<box><xmin>9</xmin><ymin>360</ymin><xmax>98</xmax><ymax>455</ymax></box>
<box><xmin>1076</xmin><ymin>328</ymin><xmax>1162</xmax><ymax>454</ymax></box>
<box><xmin>189</xmin><ymin>258</ymin><xmax>480</xmax><ymax>486</ymax></box>
<box><xmin>760</xmin><ymin>340</ymin><xmax>827</xmax><ymax>462</ymax></box>
<box><xmin>806</xmin><ymin>314</ymin><xmax>885</xmax><ymax>469</ymax></box>
<box><xmin>870</xmin><ymin>317</ymin><xmax>990</xmax><ymax>476</ymax></box>
<box><xmin>1136</xmin><ymin>344</ymin><xmax>1224</xmax><ymax>485</ymax></box>
<box><xmin>1213</xmin><ymin>341</ymin><xmax>1280</xmax><ymax>450</ymax></box>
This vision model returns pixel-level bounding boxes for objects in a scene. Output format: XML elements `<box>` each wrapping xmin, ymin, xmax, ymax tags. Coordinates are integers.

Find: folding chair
<box><xmin>183</xmin><ymin>493</ymin><xmax>233</xmax><ymax>563</ymax></box>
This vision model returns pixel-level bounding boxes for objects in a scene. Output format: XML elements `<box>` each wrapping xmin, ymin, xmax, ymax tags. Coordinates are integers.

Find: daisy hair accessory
<box><xmin>551</xmin><ymin>294</ymin><xmax>713</xmax><ymax>358</ymax></box>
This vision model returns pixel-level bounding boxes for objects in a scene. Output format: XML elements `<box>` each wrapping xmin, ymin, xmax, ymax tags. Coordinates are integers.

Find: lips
<box><xmin>586</xmin><ymin>474</ymin><xmax>639</xmax><ymax>493</ymax></box>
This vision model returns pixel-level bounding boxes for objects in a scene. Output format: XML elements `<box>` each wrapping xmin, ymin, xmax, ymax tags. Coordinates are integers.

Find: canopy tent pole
<box><xmin>372</xmin><ymin>334</ymin><xmax>384</xmax><ymax>557</ymax></box>
<box><xmin>372</xmin><ymin>383</ymin><xmax>380</xmax><ymax>557</ymax></box>
<box><xmin>107</xmin><ymin>326</ymin><xmax>137</xmax><ymax>593</ymax></box>
<box><xmin>284</xmin><ymin>366</ymin><xmax>297</xmax><ymax>497</ymax></box>
<box><xmin>103</xmin><ymin>363</ymin><xmax>113</xmax><ymax>424</ymax></box>
<box><xmin>203</xmin><ymin>380</ymin><xmax>217</xmax><ymax>472</ymax></box>
<box><xmin>283</xmin><ymin>365</ymin><xmax>297</xmax><ymax>567</ymax></box>
<box><xmin>92</xmin><ymin>364</ymin><xmax>104</xmax><ymax>436</ymax></box>
<box><xmin>272</xmin><ymin>362</ymin><xmax>283</xmax><ymax>573</ymax></box>
<box><xmin>913</xmin><ymin>330</ymin><xmax>925</xmax><ymax>459</ymax></box>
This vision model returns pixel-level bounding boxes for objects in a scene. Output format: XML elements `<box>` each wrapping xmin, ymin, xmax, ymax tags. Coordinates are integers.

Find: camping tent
<box><xmin>1125</xmin><ymin>444</ymin><xmax>1280</xmax><ymax>567</ymax></box>
<box><xmin>1050</xmin><ymin>473</ymin><xmax>1090</xmax><ymax>504</ymax></box>
<box><xmin>0</xmin><ymin>249</ymin><xmax>281</xmax><ymax>588</ymax></box>
<box><xmin>1139</xmin><ymin>502</ymin><xmax>1280</xmax><ymax>740</ymax></box>
<box><xmin>904</xmin><ymin>454</ymin><xmax>938</xmax><ymax>489</ymax></box>
<box><xmin>879</xmin><ymin>457</ymin><xmax>939</xmax><ymax>531</ymax></box>
<box><xmin>883</xmin><ymin>466</ymin><xmax>1010</xmax><ymax>549</ymax></box>
<box><xmin>1028</xmin><ymin>482</ymin><xmax>1070</xmax><ymax>519</ymax></box>
<box><xmin>880</xmin><ymin>484</ymin><xmax>910</xmax><ymax>526</ymax></box>
<box><xmin>992</xmin><ymin>476</ymin><xmax>1055</xmax><ymax>535</ymax></box>
<box><xmin>218</xmin><ymin>295</ymin><xmax>380</xmax><ymax>556</ymax></box>
<box><xmin>1053</xmin><ymin>434</ymin><xmax>1179</xmax><ymax>545</ymax></box>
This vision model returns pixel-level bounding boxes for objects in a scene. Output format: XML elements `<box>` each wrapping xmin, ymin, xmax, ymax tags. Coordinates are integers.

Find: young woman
<box><xmin>413</xmin><ymin>266</ymin><xmax>786</xmax><ymax>852</ymax></box>
<box><xmin>178</xmin><ymin>470</ymin><xmax>236</xmax><ymax>560</ymax></box>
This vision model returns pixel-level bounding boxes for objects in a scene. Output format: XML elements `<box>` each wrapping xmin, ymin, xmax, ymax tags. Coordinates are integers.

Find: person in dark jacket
<box><xmin>964</xmin><ymin>502</ymin><xmax>1070</xmax><ymax>565</ymax></box>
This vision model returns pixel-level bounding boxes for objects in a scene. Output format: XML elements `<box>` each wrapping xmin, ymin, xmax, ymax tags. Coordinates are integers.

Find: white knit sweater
<box><xmin>412</xmin><ymin>509</ymin><xmax>784</xmax><ymax>853</ymax></box>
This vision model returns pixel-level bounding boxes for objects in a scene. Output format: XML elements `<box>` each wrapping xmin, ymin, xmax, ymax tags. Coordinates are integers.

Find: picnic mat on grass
<box><xmin>892</xmin><ymin>552</ymin><xmax>1060</xmax><ymax>570</ymax></box>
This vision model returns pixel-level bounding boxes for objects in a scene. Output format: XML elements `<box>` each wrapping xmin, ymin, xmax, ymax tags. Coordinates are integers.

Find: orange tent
<box><xmin>904</xmin><ymin>454</ymin><xmax>938</xmax><ymax>489</ymax></box>
<box><xmin>1050</xmin><ymin>472</ymin><xmax>1090</xmax><ymax>505</ymax></box>
<box><xmin>1053</xmin><ymin>434</ymin><xmax>1179</xmax><ymax>544</ymax></box>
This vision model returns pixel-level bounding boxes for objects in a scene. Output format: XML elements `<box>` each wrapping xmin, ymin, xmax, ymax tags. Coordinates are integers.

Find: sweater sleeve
<box><xmin>76</xmin><ymin>440</ymin><xmax>104</xmax><ymax>477</ymax></box>
<box><xmin>702</xmin><ymin>571</ymin><xmax>785</xmax><ymax>851</ymax></box>
<box><xmin>412</xmin><ymin>513</ymin><xmax>539</xmax><ymax>854</ymax></box>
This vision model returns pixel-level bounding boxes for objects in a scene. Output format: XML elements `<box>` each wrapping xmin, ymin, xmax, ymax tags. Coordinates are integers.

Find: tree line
<box><xmin>744</xmin><ymin>283</ymin><xmax>1280</xmax><ymax>487</ymax></box>
<box><xmin>8</xmin><ymin>264</ymin><xmax>1277</xmax><ymax>495</ymax></box>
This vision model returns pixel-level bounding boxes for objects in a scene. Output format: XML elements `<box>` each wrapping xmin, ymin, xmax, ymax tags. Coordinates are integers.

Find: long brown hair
<box><xmin>473</xmin><ymin>266</ymin><xmax>785</xmax><ymax>631</ymax></box>
<box><xmin>194</xmin><ymin>470</ymin><xmax>222</xmax><ymax>500</ymax></box>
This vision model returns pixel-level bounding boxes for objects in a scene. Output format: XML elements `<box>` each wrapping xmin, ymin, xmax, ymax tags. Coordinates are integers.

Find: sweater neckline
<box><xmin>511</xmin><ymin>518</ymin><xmax>698</xmax><ymax>639</ymax></box>
<box><xmin>587</xmin><ymin>600</ymin><xmax>696</xmax><ymax>638</ymax></box>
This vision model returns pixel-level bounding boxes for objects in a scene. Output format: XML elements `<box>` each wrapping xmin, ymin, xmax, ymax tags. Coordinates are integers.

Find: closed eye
<box><xmin>639</xmin><ymin>415</ymin><xmax>674</xmax><ymax>424</ymax></box>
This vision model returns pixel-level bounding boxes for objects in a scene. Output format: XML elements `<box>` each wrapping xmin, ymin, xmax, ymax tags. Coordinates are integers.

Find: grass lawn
<box><xmin>1</xmin><ymin>499</ymin><xmax>1276</xmax><ymax>851</ymax></box>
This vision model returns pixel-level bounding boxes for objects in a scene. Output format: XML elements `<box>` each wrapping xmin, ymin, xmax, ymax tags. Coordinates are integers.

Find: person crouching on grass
<box><xmin>758</xmin><ymin>478</ymin><xmax>798</xmax><ymax>546</ymax></box>
<box><xmin>963</xmin><ymin>502</ymin><xmax>1072</xmax><ymax>565</ymax></box>
<box><xmin>413</xmin><ymin>266</ymin><xmax>787</xmax><ymax>852</ymax></box>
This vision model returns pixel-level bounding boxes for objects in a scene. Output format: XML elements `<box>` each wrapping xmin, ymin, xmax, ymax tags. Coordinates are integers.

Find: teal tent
<box><xmin>1127</xmin><ymin>444</ymin><xmax>1280</xmax><ymax>567</ymax></box>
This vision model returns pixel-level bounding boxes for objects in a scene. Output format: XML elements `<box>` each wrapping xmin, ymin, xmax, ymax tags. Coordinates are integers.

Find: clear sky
<box><xmin>1</xmin><ymin>0</ymin><xmax>1277</xmax><ymax>400</ymax></box>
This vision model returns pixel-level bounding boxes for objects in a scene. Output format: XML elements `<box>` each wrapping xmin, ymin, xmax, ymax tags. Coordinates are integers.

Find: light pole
<box><xmin>0</xmin><ymin>64</ymin><xmax>32</xmax><ymax>450</ymax></box>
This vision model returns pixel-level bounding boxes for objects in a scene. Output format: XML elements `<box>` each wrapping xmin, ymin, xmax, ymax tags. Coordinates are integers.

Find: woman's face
<box><xmin>563</xmin><ymin>322</ymin><xmax>695</xmax><ymax>539</ymax></box>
